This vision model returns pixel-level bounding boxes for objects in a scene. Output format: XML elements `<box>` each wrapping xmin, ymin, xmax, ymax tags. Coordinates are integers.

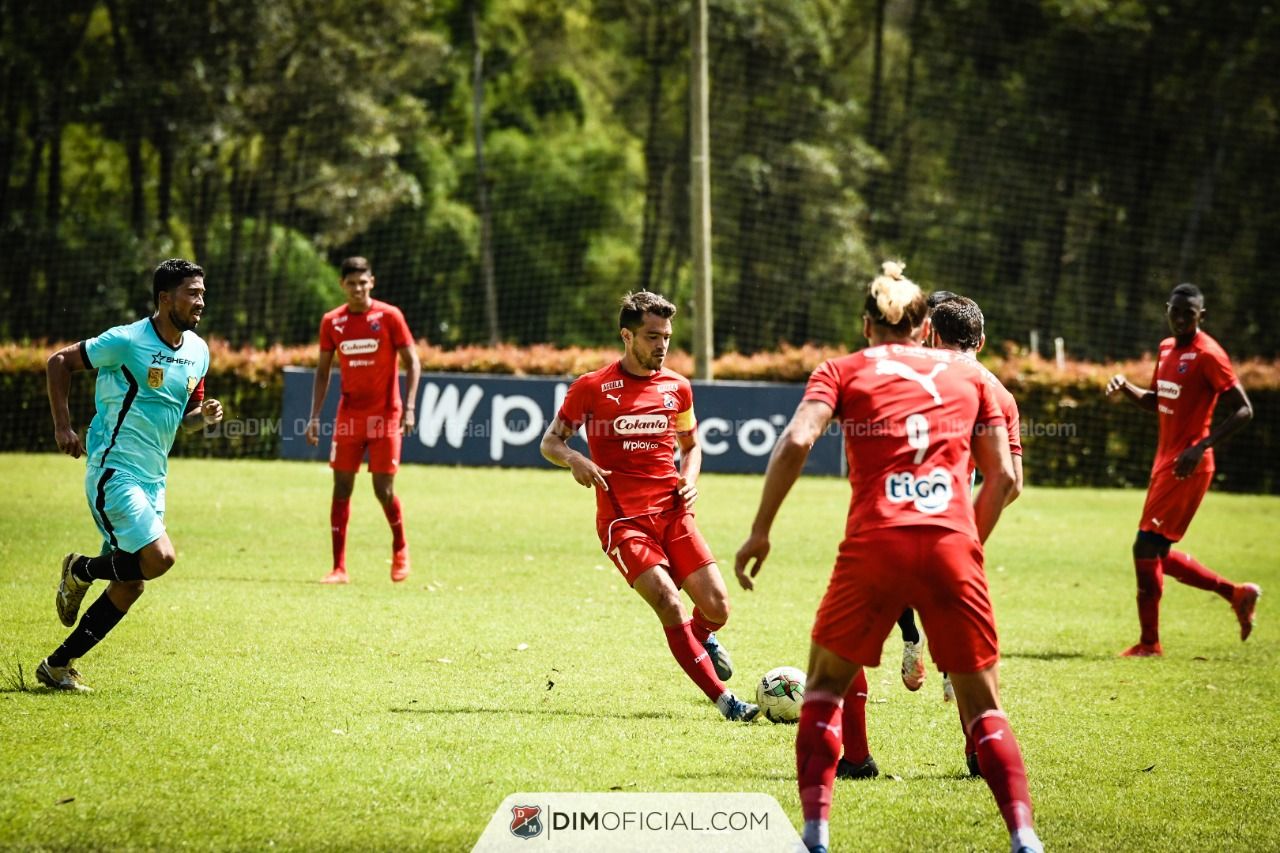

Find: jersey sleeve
<box><xmin>1003</xmin><ymin>395</ymin><xmax>1023</xmax><ymax>456</ymax></box>
<box><xmin>319</xmin><ymin>316</ymin><xmax>336</xmax><ymax>352</ymax></box>
<box><xmin>81</xmin><ymin>324</ymin><xmax>134</xmax><ymax>370</ymax></box>
<box><xmin>388</xmin><ymin>307</ymin><xmax>413</xmax><ymax>349</ymax></box>
<box><xmin>975</xmin><ymin>375</ymin><xmax>1006</xmax><ymax>428</ymax></box>
<box><xmin>557</xmin><ymin>374</ymin><xmax>594</xmax><ymax>430</ymax></box>
<box><xmin>673</xmin><ymin>379</ymin><xmax>696</xmax><ymax>433</ymax></box>
<box><xmin>803</xmin><ymin>359</ymin><xmax>843</xmax><ymax>410</ymax></box>
<box><xmin>186</xmin><ymin>377</ymin><xmax>206</xmax><ymax>412</ymax></box>
<box><xmin>1202</xmin><ymin>345</ymin><xmax>1239</xmax><ymax>393</ymax></box>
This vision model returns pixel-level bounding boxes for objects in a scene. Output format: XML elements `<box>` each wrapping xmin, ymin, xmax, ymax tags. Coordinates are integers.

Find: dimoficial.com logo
<box><xmin>475</xmin><ymin>793</ymin><xmax>801</xmax><ymax>852</ymax></box>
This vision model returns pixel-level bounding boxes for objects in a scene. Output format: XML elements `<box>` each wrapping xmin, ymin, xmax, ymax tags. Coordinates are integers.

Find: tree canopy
<box><xmin>2</xmin><ymin>0</ymin><xmax>1275</xmax><ymax>359</ymax></box>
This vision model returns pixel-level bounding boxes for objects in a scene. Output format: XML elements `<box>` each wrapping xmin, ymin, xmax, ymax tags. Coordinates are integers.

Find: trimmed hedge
<box><xmin>3</xmin><ymin>341</ymin><xmax>1275</xmax><ymax>492</ymax></box>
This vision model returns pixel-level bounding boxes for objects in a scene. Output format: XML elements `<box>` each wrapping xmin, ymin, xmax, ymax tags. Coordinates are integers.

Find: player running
<box><xmin>735</xmin><ymin>263</ymin><xmax>1043</xmax><ymax>853</ymax></box>
<box><xmin>540</xmin><ymin>291</ymin><xmax>758</xmax><ymax>722</ymax></box>
<box><xmin>39</xmin><ymin>258</ymin><xmax>223</xmax><ymax>692</ymax></box>
<box><xmin>306</xmin><ymin>256</ymin><xmax>421</xmax><ymax>584</ymax></box>
<box><xmin>1106</xmin><ymin>282</ymin><xmax>1258</xmax><ymax>656</ymax></box>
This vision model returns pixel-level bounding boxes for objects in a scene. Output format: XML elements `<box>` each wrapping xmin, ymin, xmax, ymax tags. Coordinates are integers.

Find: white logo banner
<box><xmin>472</xmin><ymin>792</ymin><xmax>801</xmax><ymax>852</ymax></box>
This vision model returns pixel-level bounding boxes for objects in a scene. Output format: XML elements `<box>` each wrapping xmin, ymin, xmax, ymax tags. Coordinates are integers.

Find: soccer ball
<box><xmin>756</xmin><ymin>665</ymin><xmax>806</xmax><ymax>724</ymax></box>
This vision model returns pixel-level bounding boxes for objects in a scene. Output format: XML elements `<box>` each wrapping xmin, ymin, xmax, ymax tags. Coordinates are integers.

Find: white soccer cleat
<box><xmin>901</xmin><ymin>640</ymin><xmax>926</xmax><ymax>691</ymax></box>
<box><xmin>942</xmin><ymin>673</ymin><xmax>955</xmax><ymax>703</ymax></box>
<box><xmin>36</xmin><ymin>659</ymin><xmax>92</xmax><ymax>693</ymax></box>
<box><xmin>56</xmin><ymin>553</ymin><xmax>92</xmax><ymax>628</ymax></box>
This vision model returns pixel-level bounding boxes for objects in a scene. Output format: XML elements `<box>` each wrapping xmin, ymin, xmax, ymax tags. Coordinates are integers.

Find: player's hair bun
<box><xmin>869</xmin><ymin>260</ymin><xmax>918</xmax><ymax>326</ymax></box>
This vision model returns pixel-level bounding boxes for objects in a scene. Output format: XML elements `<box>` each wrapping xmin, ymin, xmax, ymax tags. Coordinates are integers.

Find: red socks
<box><xmin>797</xmin><ymin>691</ymin><xmax>843</xmax><ymax>823</ymax></box>
<box><xmin>1163</xmin><ymin>550</ymin><xmax>1234</xmax><ymax>600</ymax></box>
<box><xmin>330</xmin><ymin>497</ymin><xmax>351</xmax><ymax>569</ymax></box>
<box><xmin>841</xmin><ymin>669</ymin><xmax>870</xmax><ymax>763</ymax></box>
<box><xmin>1133</xmin><ymin>556</ymin><xmax>1163</xmax><ymax>645</ymax></box>
<box><xmin>689</xmin><ymin>607</ymin><xmax>724</xmax><ymax>644</ymax></box>
<box><xmin>662</xmin><ymin>620</ymin><xmax>724</xmax><ymax>702</ymax></box>
<box><xmin>969</xmin><ymin>710</ymin><xmax>1034</xmax><ymax>833</ymax></box>
<box><xmin>383</xmin><ymin>495</ymin><xmax>407</xmax><ymax>552</ymax></box>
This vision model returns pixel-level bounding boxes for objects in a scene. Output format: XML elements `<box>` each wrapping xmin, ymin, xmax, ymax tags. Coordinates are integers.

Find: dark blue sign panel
<box><xmin>280</xmin><ymin>368</ymin><xmax>844</xmax><ymax>476</ymax></box>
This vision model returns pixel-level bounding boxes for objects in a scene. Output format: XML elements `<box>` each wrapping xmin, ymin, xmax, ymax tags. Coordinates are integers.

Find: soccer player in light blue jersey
<box><xmin>37</xmin><ymin>258</ymin><xmax>224</xmax><ymax>692</ymax></box>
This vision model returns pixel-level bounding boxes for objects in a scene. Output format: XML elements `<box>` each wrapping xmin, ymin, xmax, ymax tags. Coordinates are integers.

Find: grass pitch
<box><xmin>0</xmin><ymin>453</ymin><xmax>1277</xmax><ymax>851</ymax></box>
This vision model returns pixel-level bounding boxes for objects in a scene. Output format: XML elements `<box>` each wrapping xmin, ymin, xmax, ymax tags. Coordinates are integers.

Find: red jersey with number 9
<box><xmin>803</xmin><ymin>343</ymin><xmax>1006</xmax><ymax>540</ymax></box>
<box><xmin>557</xmin><ymin>361</ymin><xmax>696</xmax><ymax>522</ymax></box>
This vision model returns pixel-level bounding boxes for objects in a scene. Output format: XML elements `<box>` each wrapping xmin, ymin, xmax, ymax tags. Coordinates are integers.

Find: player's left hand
<box><xmin>733</xmin><ymin>533</ymin><xmax>771</xmax><ymax>591</ymax></box>
<box><xmin>402</xmin><ymin>409</ymin><xmax>416</xmax><ymax>438</ymax></box>
<box><xmin>1173</xmin><ymin>443</ymin><xmax>1205</xmax><ymax>479</ymax></box>
<box><xmin>676</xmin><ymin>476</ymin><xmax>698</xmax><ymax>507</ymax></box>
<box><xmin>201</xmin><ymin>398</ymin><xmax>224</xmax><ymax>425</ymax></box>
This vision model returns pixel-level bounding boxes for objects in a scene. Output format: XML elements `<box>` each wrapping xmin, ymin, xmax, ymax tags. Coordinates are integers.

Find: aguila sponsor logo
<box><xmin>613</xmin><ymin>414</ymin><xmax>668</xmax><ymax>434</ymax></box>
<box><xmin>339</xmin><ymin>338</ymin><xmax>379</xmax><ymax>356</ymax></box>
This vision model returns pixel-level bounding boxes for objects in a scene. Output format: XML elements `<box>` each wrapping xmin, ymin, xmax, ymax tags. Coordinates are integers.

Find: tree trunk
<box><xmin>868</xmin><ymin>0</ymin><xmax>887</xmax><ymax>150</ymax></box>
<box><xmin>471</xmin><ymin>0</ymin><xmax>500</xmax><ymax>345</ymax></box>
<box><xmin>638</xmin><ymin>11</ymin><xmax>667</xmax><ymax>293</ymax></box>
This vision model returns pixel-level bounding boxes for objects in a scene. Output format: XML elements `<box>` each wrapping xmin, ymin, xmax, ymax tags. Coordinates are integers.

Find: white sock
<box><xmin>802</xmin><ymin>819</ymin><xmax>828</xmax><ymax>850</ymax></box>
<box><xmin>1010</xmin><ymin>827</ymin><xmax>1043</xmax><ymax>853</ymax></box>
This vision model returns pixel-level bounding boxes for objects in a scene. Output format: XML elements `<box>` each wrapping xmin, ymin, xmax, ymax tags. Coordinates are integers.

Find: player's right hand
<box><xmin>1105</xmin><ymin>374</ymin><xmax>1127</xmax><ymax>396</ymax></box>
<box><xmin>568</xmin><ymin>456</ymin><xmax>611</xmax><ymax>491</ymax></box>
<box><xmin>305</xmin><ymin>418</ymin><xmax>320</xmax><ymax>446</ymax></box>
<box><xmin>733</xmin><ymin>533</ymin><xmax>771</xmax><ymax>591</ymax></box>
<box><xmin>55</xmin><ymin>426</ymin><xmax>84</xmax><ymax>459</ymax></box>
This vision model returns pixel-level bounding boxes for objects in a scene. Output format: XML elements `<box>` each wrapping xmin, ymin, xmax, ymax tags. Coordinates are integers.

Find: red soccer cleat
<box><xmin>1119</xmin><ymin>642</ymin><xmax>1163</xmax><ymax>657</ymax></box>
<box><xmin>391</xmin><ymin>547</ymin><xmax>411</xmax><ymax>583</ymax></box>
<box><xmin>1231</xmin><ymin>583</ymin><xmax>1261</xmax><ymax>641</ymax></box>
<box><xmin>320</xmin><ymin>568</ymin><xmax>350</xmax><ymax>585</ymax></box>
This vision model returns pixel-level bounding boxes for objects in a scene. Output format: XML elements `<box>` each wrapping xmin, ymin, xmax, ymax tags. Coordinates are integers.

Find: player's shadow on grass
<box><xmin>389</xmin><ymin>705</ymin><xmax>672</xmax><ymax>721</ymax></box>
<box><xmin>1000</xmin><ymin>650</ymin><xmax>1089</xmax><ymax>661</ymax></box>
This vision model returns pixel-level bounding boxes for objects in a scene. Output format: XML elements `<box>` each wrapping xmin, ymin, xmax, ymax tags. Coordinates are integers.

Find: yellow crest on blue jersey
<box><xmin>147</xmin><ymin>367</ymin><xmax>164</xmax><ymax>388</ymax></box>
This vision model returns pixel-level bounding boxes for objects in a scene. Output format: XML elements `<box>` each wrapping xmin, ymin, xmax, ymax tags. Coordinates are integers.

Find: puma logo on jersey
<box><xmin>605</xmin><ymin>392</ymin><xmax>622</xmax><ymax>405</ymax></box>
<box><xmin>876</xmin><ymin>359</ymin><xmax>947</xmax><ymax>406</ymax></box>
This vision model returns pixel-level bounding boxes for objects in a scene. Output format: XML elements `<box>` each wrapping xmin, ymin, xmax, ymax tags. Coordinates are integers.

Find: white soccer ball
<box><xmin>756</xmin><ymin>665</ymin><xmax>806</xmax><ymax>723</ymax></box>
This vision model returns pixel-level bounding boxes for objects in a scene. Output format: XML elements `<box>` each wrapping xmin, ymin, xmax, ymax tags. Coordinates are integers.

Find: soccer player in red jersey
<box><xmin>305</xmin><ymin>256</ymin><xmax>421</xmax><ymax>584</ymax></box>
<box><xmin>897</xmin><ymin>292</ymin><xmax>1024</xmax><ymax>703</ymax></box>
<box><xmin>735</xmin><ymin>263</ymin><xmax>1043</xmax><ymax>853</ymax></box>
<box><xmin>540</xmin><ymin>291</ymin><xmax>758</xmax><ymax>722</ymax></box>
<box><xmin>1106</xmin><ymin>283</ymin><xmax>1258</xmax><ymax>656</ymax></box>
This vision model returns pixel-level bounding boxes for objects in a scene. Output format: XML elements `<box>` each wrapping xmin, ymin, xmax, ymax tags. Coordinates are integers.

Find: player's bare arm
<box><xmin>1105</xmin><ymin>373</ymin><xmax>1158</xmax><ymax>413</ymax></box>
<box><xmin>46</xmin><ymin>342</ymin><xmax>88</xmax><ymax>458</ymax></box>
<box><xmin>306</xmin><ymin>349</ymin><xmax>336</xmax><ymax>446</ymax></box>
<box><xmin>1173</xmin><ymin>383</ymin><xmax>1253</xmax><ymax>479</ymax></box>
<box><xmin>540</xmin><ymin>415</ymin><xmax>611</xmax><ymax>490</ymax></box>
<box><xmin>675</xmin><ymin>430</ymin><xmax>702</xmax><ymax>506</ymax></box>
<box><xmin>734</xmin><ymin>399</ymin><xmax>833</xmax><ymax>590</ymax></box>
<box><xmin>183</xmin><ymin>398</ymin><xmax>225</xmax><ymax>431</ymax></box>
<box><xmin>1008</xmin><ymin>454</ymin><xmax>1024</xmax><ymax>506</ymax></box>
<box><xmin>972</xmin><ymin>424</ymin><xmax>1016</xmax><ymax>543</ymax></box>
<box><xmin>397</xmin><ymin>344</ymin><xmax>420</xmax><ymax>437</ymax></box>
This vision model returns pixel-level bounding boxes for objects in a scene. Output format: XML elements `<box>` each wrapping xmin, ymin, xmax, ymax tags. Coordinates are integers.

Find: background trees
<box><xmin>1</xmin><ymin>0</ymin><xmax>1275</xmax><ymax>359</ymax></box>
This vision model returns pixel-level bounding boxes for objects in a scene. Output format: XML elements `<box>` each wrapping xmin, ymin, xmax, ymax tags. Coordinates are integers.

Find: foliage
<box><xmin>1</xmin><ymin>1</ymin><xmax>1276</xmax><ymax>358</ymax></box>
<box><xmin>3</xmin><ymin>340</ymin><xmax>1276</xmax><ymax>491</ymax></box>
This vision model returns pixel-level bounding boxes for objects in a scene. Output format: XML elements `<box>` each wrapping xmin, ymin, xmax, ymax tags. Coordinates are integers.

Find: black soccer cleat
<box><xmin>835</xmin><ymin>754</ymin><xmax>879</xmax><ymax>780</ymax></box>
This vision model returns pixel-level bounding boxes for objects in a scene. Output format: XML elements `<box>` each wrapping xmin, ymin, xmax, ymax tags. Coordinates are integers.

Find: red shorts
<box><xmin>598</xmin><ymin>508</ymin><xmax>716</xmax><ymax>588</ymax></box>
<box><xmin>1138</xmin><ymin>467</ymin><xmax>1212</xmax><ymax>542</ymax></box>
<box><xmin>812</xmin><ymin>526</ymin><xmax>998</xmax><ymax>674</ymax></box>
<box><xmin>330</xmin><ymin>431</ymin><xmax>402</xmax><ymax>474</ymax></box>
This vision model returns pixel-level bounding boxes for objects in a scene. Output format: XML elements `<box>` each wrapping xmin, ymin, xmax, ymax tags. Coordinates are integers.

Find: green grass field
<box><xmin>0</xmin><ymin>452</ymin><xmax>1276</xmax><ymax>851</ymax></box>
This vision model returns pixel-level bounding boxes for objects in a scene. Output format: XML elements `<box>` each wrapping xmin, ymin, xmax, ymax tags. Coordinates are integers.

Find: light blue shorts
<box><xmin>84</xmin><ymin>465</ymin><xmax>166</xmax><ymax>554</ymax></box>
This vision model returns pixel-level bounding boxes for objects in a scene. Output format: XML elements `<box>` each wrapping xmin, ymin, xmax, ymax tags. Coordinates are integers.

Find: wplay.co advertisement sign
<box><xmin>280</xmin><ymin>368</ymin><xmax>843</xmax><ymax>475</ymax></box>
